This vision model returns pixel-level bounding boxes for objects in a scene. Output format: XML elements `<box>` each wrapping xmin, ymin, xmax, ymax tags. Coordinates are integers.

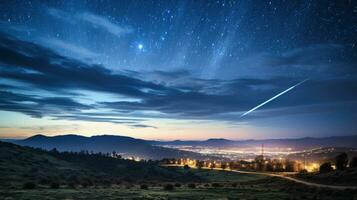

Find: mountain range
<box><xmin>11</xmin><ymin>134</ymin><xmax>205</xmax><ymax>160</ymax></box>
<box><xmin>7</xmin><ymin>134</ymin><xmax>357</xmax><ymax>160</ymax></box>
<box><xmin>149</xmin><ymin>135</ymin><xmax>357</xmax><ymax>150</ymax></box>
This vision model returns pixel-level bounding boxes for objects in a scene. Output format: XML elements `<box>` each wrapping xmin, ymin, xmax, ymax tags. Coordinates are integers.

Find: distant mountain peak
<box><xmin>25</xmin><ymin>134</ymin><xmax>48</xmax><ymax>140</ymax></box>
<box><xmin>206</xmin><ymin>138</ymin><xmax>231</xmax><ymax>141</ymax></box>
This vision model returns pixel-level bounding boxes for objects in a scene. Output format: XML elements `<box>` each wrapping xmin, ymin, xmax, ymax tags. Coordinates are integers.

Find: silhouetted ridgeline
<box><xmin>149</xmin><ymin>135</ymin><xmax>357</xmax><ymax>150</ymax></box>
<box><xmin>12</xmin><ymin>134</ymin><xmax>206</xmax><ymax>160</ymax></box>
<box><xmin>8</xmin><ymin>135</ymin><xmax>357</xmax><ymax>161</ymax></box>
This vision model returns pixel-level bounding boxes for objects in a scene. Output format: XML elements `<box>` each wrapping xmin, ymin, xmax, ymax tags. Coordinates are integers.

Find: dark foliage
<box><xmin>211</xmin><ymin>182</ymin><xmax>222</xmax><ymax>187</ymax></box>
<box><xmin>23</xmin><ymin>182</ymin><xmax>36</xmax><ymax>189</ymax></box>
<box><xmin>335</xmin><ymin>153</ymin><xmax>348</xmax><ymax>170</ymax></box>
<box><xmin>349</xmin><ymin>157</ymin><xmax>357</xmax><ymax>168</ymax></box>
<box><xmin>140</xmin><ymin>184</ymin><xmax>148</xmax><ymax>190</ymax></box>
<box><xmin>164</xmin><ymin>184</ymin><xmax>174</xmax><ymax>191</ymax></box>
<box><xmin>187</xmin><ymin>183</ymin><xmax>196</xmax><ymax>188</ymax></box>
<box><xmin>50</xmin><ymin>182</ymin><xmax>60</xmax><ymax>189</ymax></box>
<box><xmin>319</xmin><ymin>162</ymin><xmax>333</xmax><ymax>173</ymax></box>
<box><xmin>68</xmin><ymin>182</ymin><xmax>76</xmax><ymax>189</ymax></box>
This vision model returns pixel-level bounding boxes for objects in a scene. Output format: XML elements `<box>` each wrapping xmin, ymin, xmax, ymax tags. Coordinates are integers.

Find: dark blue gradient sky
<box><xmin>0</xmin><ymin>0</ymin><xmax>356</xmax><ymax>139</ymax></box>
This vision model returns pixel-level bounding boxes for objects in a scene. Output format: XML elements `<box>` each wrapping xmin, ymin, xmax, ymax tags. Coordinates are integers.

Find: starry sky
<box><xmin>0</xmin><ymin>0</ymin><xmax>356</xmax><ymax>140</ymax></box>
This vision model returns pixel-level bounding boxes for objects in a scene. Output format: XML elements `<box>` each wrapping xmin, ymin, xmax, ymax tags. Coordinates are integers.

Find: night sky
<box><xmin>0</xmin><ymin>0</ymin><xmax>356</xmax><ymax>140</ymax></box>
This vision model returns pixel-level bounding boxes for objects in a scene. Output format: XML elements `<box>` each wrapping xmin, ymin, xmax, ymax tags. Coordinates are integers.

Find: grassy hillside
<box><xmin>1</xmin><ymin>177</ymin><xmax>356</xmax><ymax>200</ymax></box>
<box><xmin>294</xmin><ymin>168</ymin><xmax>357</xmax><ymax>186</ymax></box>
<box><xmin>1</xmin><ymin>141</ymin><xmax>356</xmax><ymax>200</ymax></box>
<box><xmin>0</xmin><ymin>141</ymin><xmax>200</xmax><ymax>189</ymax></box>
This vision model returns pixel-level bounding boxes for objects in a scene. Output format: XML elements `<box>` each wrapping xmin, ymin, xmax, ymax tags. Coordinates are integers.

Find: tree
<box><xmin>140</xmin><ymin>184</ymin><xmax>148</xmax><ymax>190</ymax></box>
<box><xmin>196</xmin><ymin>161</ymin><xmax>204</xmax><ymax>169</ymax></box>
<box><xmin>50</xmin><ymin>148</ymin><xmax>59</xmax><ymax>154</ymax></box>
<box><xmin>228</xmin><ymin>162</ymin><xmax>235</xmax><ymax>170</ymax></box>
<box><xmin>319</xmin><ymin>162</ymin><xmax>333</xmax><ymax>173</ymax></box>
<box><xmin>164</xmin><ymin>184</ymin><xmax>174</xmax><ymax>191</ymax></box>
<box><xmin>187</xmin><ymin>183</ymin><xmax>196</xmax><ymax>188</ymax></box>
<box><xmin>221</xmin><ymin>163</ymin><xmax>227</xmax><ymax>170</ymax></box>
<box><xmin>349</xmin><ymin>157</ymin><xmax>357</xmax><ymax>168</ymax></box>
<box><xmin>23</xmin><ymin>182</ymin><xmax>36</xmax><ymax>189</ymax></box>
<box><xmin>266</xmin><ymin>163</ymin><xmax>274</xmax><ymax>172</ymax></box>
<box><xmin>50</xmin><ymin>182</ymin><xmax>60</xmax><ymax>189</ymax></box>
<box><xmin>285</xmin><ymin>160</ymin><xmax>296</xmax><ymax>172</ymax></box>
<box><xmin>335</xmin><ymin>153</ymin><xmax>348</xmax><ymax>170</ymax></box>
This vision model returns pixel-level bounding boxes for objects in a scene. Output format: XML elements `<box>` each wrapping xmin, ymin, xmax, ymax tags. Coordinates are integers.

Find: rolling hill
<box><xmin>12</xmin><ymin>134</ymin><xmax>206</xmax><ymax>160</ymax></box>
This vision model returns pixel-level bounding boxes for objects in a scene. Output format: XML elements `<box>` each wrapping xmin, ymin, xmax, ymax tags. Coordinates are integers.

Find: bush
<box><xmin>349</xmin><ymin>157</ymin><xmax>357</xmax><ymax>168</ymax></box>
<box><xmin>183</xmin><ymin>164</ymin><xmax>190</xmax><ymax>170</ymax></box>
<box><xmin>231</xmin><ymin>182</ymin><xmax>238</xmax><ymax>187</ymax></box>
<box><xmin>23</xmin><ymin>182</ymin><xmax>36</xmax><ymax>189</ymax></box>
<box><xmin>174</xmin><ymin>183</ymin><xmax>181</xmax><ymax>187</ymax></box>
<box><xmin>319</xmin><ymin>162</ymin><xmax>333</xmax><ymax>173</ymax></box>
<box><xmin>50</xmin><ymin>182</ymin><xmax>60</xmax><ymax>189</ymax></box>
<box><xmin>187</xmin><ymin>183</ymin><xmax>196</xmax><ymax>188</ymax></box>
<box><xmin>140</xmin><ymin>184</ymin><xmax>148</xmax><ymax>190</ymax></box>
<box><xmin>211</xmin><ymin>182</ymin><xmax>221</xmax><ymax>188</ymax></box>
<box><xmin>81</xmin><ymin>182</ymin><xmax>89</xmax><ymax>188</ymax></box>
<box><xmin>39</xmin><ymin>178</ymin><xmax>51</xmax><ymax>185</ymax></box>
<box><xmin>299</xmin><ymin>169</ymin><xmax>308</xmax><ymax>174</ymax></box>
<box><xmin>335</xmin><ymin>153</ymin><xmax>348</xmax><ymax>170</ymax></box>
<box><xmin>68</xmin><ymin>182</ymin><xmax>76</xmax><ymax>189</ymax></box>
<box><xmin>163</xmin><ymin>184</ymin><xmax>174</xmax><ymax>191</ymax></box>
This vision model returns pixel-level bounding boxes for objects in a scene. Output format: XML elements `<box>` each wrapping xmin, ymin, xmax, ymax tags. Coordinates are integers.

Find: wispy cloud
<box><xmin>43</xmin><ymin>38</ymin><xmax>99</xmax><ymax>58</ymax></box>
<box><xmin>46</xmin><ymin>8</ymin><xmax>133</xmax><ymax>37</ymax></box>
<box><xmin>79</xmin><ymin>12</ymin><xmax>133</xmax><ymax>36</ymax></box>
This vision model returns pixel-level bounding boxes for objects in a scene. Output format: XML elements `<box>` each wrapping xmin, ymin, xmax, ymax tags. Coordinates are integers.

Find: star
<box><xmin>138</xmin><ymin>44</ymin><xmax>144</xmax><ymax>50</ymax></box>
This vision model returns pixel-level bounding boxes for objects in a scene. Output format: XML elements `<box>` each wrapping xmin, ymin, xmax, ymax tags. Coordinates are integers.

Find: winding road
<box><xmin>229</xmin><ymin>169</ymin><xmax>357</xmax><ymax>190</ymax></box>
<box><xmin>163</xmin><ymin>164</ymin><xmax>357</xmax><ymax>190</ymax></box>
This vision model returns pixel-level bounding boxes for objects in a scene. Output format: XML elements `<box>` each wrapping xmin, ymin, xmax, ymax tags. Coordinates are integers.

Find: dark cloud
<box><xmin>0</xmin><ymin>33</ymin><xmax>171</xmax><ymax>98</ymax></box>
<box><xmin>0</xmin><ymin>90</ymin><xmax>91</xmax><ymax>118</ymax></box>
<box><xmin>130</xmin><ymin>124</ymin><xmax>157</xmax><ymax>129</ymax></box>
<box><xmin>0</xmin><ymin>32</ymin><xmax>356</xmax><ymax>125</ymax></box>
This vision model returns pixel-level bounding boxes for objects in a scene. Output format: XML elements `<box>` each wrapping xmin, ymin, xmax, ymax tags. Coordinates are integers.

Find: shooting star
<box><xmin>241</xmin><ymin>79</ymin><xmax>308</xmax><ymax>117</ymax></box>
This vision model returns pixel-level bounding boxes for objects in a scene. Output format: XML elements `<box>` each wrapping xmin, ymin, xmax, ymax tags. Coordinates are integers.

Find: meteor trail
<box><xmin>241</xmin><ymin>79</ymin><xmax>308</xmax><ymax>117</ymax></box>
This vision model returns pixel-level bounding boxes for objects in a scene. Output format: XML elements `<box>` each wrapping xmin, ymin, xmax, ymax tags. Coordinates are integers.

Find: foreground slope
<box><xmin>0</xmin><ymin>141</ymin><xmax>200</xmax><ymax>189</ymax></box>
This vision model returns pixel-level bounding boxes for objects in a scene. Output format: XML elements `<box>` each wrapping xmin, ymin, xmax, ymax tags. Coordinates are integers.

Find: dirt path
<box><xmin>163</xmin><ymin>164</ymin><xmax>357</xmax><ymax>190</ymax></box>
<box><xmin>229</xmin><ymin>169</ymin><xmax>357</xmax><ymax>190</ymax></box>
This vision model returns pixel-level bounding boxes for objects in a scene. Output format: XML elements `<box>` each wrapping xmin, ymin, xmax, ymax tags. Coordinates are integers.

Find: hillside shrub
<box><xmin>187</xmin><ymin>183</ymin><xmax>196</xmax><ymax>188</ymax></box>
<box><xmin>140</xmin><ymin>184</ymin><xmax>148</xmax><ymax>190</ymax></box>
<box><xmin>319</xmin><ymin>162</ymin><xmax>333</xmax><ymax>173</ymax></box>
<box><xmin>349</xmin><ymin>157</ymin><xmax>357</xmax><ymax>168</ymax></box>
<box><xmin>23</xmin><ymin>182</ymin><xmax>36</xmax><ymax>189</ymax></box>
<box><xmin>183</xmin><ymin>165</ymin><xmax>190</xmax><ymax>170</ymax></box>
<box><xmin>164</xmin><ymin>184</ymin><xmax>174</xmax><ymax>191</ymax></box>
<box><xmin>211</xmin><ymin>182</ymin><xmax>221</xmax><ymax>188</ymax></box>
<box><xmin>50</xmin><ymin>182</ymin><xmax>60</xmax><ymax>189</ymax></box>
<box><xmin>68</xmin><ymin>182</ymin><xmax>76</xmax><ymax>189</ymax></box>
<box><xmin>335</xmin><ymin>153</ymin><xmax>348</xmax><ymax>170</ymax></box>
